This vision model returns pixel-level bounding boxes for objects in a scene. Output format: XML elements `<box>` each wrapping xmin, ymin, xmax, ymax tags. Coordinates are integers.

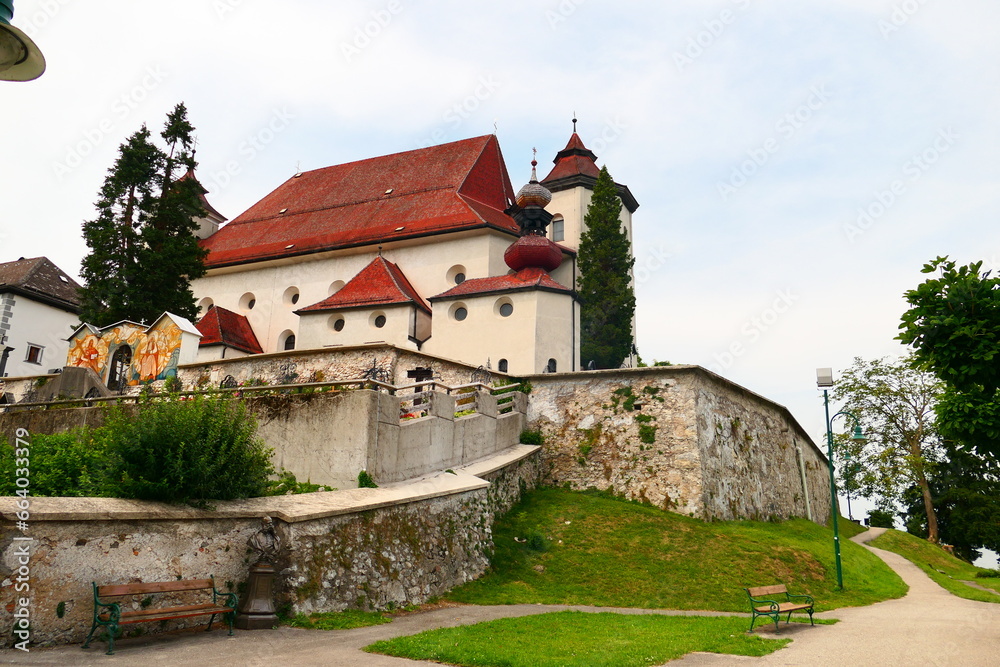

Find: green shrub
<box><xmin>867</xmin><ymin>509</ymin><xmax>896</xmax><ymax>528</ymax></box>
<box><xmin>0</xmin><ymin>429</ymin><xmax>110</xmax><ymax>497</ymax></box>
<box><xmin>266</xmin><ymin>470</ymin><xmax>334</xmax><ymax>495</ymax></box>
<box><xmin>358</xmin><ymin>469</ymin><xmax>378</xmax><ymax>488</ymax></box>
<box><xmin>103</xmin><ymin>395</ymin><xmax>273</xmax><ymax>503</ymax></box>
<box><xmin>639</xmin><ymin>424</ymin><xmax>657</xmax><ymax>444</ymax></box>
<box><xmin>519</xmin><ymin>429</ymin><xmax>544</xmax><ymax>446</ymax></box>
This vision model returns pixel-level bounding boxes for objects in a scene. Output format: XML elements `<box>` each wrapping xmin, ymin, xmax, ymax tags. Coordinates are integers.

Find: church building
<box><xmin>190</xmin><ymin>127</ymin><xmax>638</xmax><ymax>375</ymax></box>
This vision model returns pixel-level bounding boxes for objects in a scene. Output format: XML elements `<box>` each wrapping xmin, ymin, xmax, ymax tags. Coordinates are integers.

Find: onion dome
<box><xmin>504</xmin><ymin>234</ymin><xmax>563</xmax><ymax>273</ymax></box>
<box><xmin>515</xmin><ymin>159</ymin><xmax>552</xmax><ymax>209</ymax></box>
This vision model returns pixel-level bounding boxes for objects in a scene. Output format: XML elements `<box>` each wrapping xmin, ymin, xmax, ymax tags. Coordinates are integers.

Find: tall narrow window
<box><xmin>551</xmin><ymin>216</ymin><xmax>565</xmax><ymax>242</ymax></box>
<box><xmin>498</xmin><ymin>359</ymin><xmax>508</xmax><ymax>373</ymax></box>
<box><xmin>546</xmin><ymin>358</ymin><xmax>557</xmax><ymax>373</ymax></box>
<box><xmin>283</xmin><ymin>334</ymin><xmax>296</xmax><ymax>350</ymax></box>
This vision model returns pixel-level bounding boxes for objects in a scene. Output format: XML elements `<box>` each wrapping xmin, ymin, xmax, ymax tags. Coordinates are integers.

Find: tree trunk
<box><xmin>909</xmin><ymin>437</ymin><xmax>939</xmax><ymax>543</ymax></box>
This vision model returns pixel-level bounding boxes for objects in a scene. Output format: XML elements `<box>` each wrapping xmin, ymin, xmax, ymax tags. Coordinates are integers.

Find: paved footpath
<box><xmin>3</xmin><ymin>528</ymin><xmax>998</xmax><ymax>665</ymax></box>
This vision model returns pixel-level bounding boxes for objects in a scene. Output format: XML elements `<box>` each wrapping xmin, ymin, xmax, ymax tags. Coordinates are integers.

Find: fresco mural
<box><xmin>66</xmin><ymin>314</ymin><xmax>199</xmax><ymax>388</ymax></box>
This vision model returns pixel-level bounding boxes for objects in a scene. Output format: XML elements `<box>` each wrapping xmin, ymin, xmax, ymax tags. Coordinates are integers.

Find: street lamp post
<box><xmin>817</xmin><ymin>368</ymin><xmax>866</xmax><ymax>591</ymax></box>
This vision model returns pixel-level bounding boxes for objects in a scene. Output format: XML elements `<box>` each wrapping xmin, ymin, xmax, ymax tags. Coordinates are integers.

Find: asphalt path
<box><xmin>3</xmin><ymin>528</ymin><xmax>998</xmax><ymax>665</ymax></box>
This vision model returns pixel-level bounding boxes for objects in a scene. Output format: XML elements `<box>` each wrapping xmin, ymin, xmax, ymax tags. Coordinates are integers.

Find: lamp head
<box><xmin>0</xmin><ymin>1</ymin><xmax>46</xmax><ymax>82</ymax></box>
<box><xmin>851</xmin><ymin>424</ymin><xmax>866</xmax><ymax>444</ymax></box>
<box><xmin>816</xmin><ymin>367</ymin><xmax>834</xmax><ymax>388</ymax></box>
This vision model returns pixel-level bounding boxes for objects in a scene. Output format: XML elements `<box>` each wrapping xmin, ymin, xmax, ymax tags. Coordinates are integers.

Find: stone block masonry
<box><xmin>526</xmin><ymin>366</ymin><xmax>830</xmax><ymax>523</ymax></box>
<box><xmin>0</xmin><ymin>445</ymin><xmax>540</xmax><ymax>648</ymax></box>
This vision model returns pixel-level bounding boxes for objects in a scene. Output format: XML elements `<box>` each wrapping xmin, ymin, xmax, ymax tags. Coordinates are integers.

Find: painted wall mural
<box><xmin>66</xmin><ymin>314</ymin><xmax>199</xmax><ymax>388</ymax></box>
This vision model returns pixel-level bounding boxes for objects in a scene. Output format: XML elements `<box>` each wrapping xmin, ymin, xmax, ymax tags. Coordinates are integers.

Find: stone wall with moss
<box><xmin>0</xmin><ymin>446</ymin><xmax>540</xmax><ymax>648</ymax></box>
<box><xmin>525</xmin><ymin>366</ymin><xmax>829</xmax><ymax>523</ymax></box>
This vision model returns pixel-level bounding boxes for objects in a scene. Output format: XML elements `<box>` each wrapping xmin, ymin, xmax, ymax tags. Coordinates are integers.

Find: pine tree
<box><xmin>80</xmin><ymin>104</ymin><xmax>208</xmax><ymax>326</ymax></box>
<box><xmin>578</xmin><ymin>166</ymin><xmax>635</xmax><ymax>369</ymax></box>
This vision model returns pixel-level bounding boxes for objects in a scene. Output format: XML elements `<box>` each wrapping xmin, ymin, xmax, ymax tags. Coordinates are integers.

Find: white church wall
<box><xmin>191</xmin><ymin>232</ymin><xmax>514</xmax><ymax>355</ymax></box>
<box><xmin>298</xmin><ymin>304</ymin><xmax>415</xmax><ymax>351</ymax></box>
<box><xmin>534</xmin><ymin>290</ymin><xmax>576</xmax><ymax>374</ymax></box>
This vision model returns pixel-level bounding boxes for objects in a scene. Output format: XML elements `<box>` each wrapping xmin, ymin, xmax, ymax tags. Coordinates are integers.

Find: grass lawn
<box><xmin>869</xmin><ymin>530</ymin><xmax>1000</xmax><ymax>603</ymax></box>
<box><xmin>286</xmin><ymin>609</ymin><xmax>392</xmax><ymax>630</ymax></box>
<box><xmin>365</xmin><ymin>611</ymin><xmax>790</xmax><ymax>666</ymax></box>
<box><xmin>447</xmin><ymin>488</ymin><xmax>907</xmax><ymax>612</ymax></box>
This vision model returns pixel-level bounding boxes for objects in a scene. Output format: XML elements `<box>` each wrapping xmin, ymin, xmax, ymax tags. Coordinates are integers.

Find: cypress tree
<box><xmin>578</xmin><ymin>166</ymin><xmax>635</xmax><ymax>368</ymax></box>
<box><xmin>80</xmin><ymin>103</ymin><xmax>208</xmax><ymax>326</ymax></box>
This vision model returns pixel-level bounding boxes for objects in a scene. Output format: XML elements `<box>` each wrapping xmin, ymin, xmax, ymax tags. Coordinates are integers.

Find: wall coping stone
<box><xmin>0</xmin><ymin>445</ymin><xmax>539</xmax><ymax>524</ymax></box>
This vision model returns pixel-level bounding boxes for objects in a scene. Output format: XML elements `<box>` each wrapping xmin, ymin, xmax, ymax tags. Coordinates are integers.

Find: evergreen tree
<box><xmin>577</xmin><ymin>166</ymin><xmax>635</xmax><ymax>368</ymax></box>
<box><xmin>80</xmin><ymin>103</ymin><xmax>208</xmax><ymax>326</ymax></box>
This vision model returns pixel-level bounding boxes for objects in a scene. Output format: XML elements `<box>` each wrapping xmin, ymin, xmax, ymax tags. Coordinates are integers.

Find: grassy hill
<box><xmin>448</xmin><ymin>488</ymin><xmax>907</xmax><ymax>612</ymax></box>
<box><xmin>869</xmin><ymin>529</ymin><xmax>1000</xmax><ymax>603</ymax></box>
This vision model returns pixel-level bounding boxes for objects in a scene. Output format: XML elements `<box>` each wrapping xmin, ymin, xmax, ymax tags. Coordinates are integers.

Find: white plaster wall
<box><xmin>191</xmin><ymin>232</ymin><xmax>515</xmax><ymax>354</ymax></box>
<box><xmin>425</xmin><ymin>289</ymin><xmax>575</xmax><ymax>376</ymax></box>
<box><xmin>1</xmin><ymin>297</ymin><xmax>78</xmax><ymax>379</ymax></box>
<box><xmin>298</xmin><ymin>304</ymin><xmax>414</xmax><ymax>351</ymax></box>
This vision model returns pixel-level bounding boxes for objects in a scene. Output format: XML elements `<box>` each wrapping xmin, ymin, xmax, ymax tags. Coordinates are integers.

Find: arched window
<box><xmin>283</xmin><ymin>334</ymin><xmax>296</xmax><ymax>351</ymax></box>
<box><xmin>108</xmin><ymin>345</ymin><xmax>132</xmax><ymax>391</ymax></box>
<box><xmin>551</xmin><ymin>215</ymin><xmax>565</xmax><ymax>242</ymax></box>
<box><xmin>546</xmin><ymin>358</ymin><xmax>557</xmax><ymax>373</ymax></box>
<box><xmin>498</xmin><ymin>359</ymin><xmax>508</xmax><ymax>373</ymax></box>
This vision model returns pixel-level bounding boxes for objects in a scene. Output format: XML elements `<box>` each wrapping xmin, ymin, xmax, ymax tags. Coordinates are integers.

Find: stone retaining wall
<box><xmin>0</xmin><ymin>445</ymin><xmax>540</xmax><ymax>648</ymax></box>
<box><xmin>526</xmin><ymin>366</ymin><xmax>829</xmax><ymax>523</ymax></box>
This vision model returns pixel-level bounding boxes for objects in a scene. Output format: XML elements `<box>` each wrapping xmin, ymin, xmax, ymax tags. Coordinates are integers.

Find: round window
<box><xmin>248</xmin><ymin>299</ymin><xmax>256</xmax><ymax>310</ymax></box>
<box><xmin>454</xmin><ymin>307</ymin><xmax>468</xmax><ymax>321</ymax></box>
<box><xmin>291</xmin><ymin>293</ymin><xmax>299</xmax><ymax>305</ymax></box>
<box><xmin>239</xmin><ymin>292</ymin><xmax>256</xmax><ymax>311</ymax></box>
<box><xmin>455</xmin><ymin>273</ymin><xmax>466</xmax><ymax>285</ymax></box>
<box><xmin>374</xmin><ymin>315</ymin><xmax>387</xmax><ymax>328</ymax></box>
<box><xmin>334</xmin><ymin>318</ymin><xmax>345</xmax><ymax>332</ymax></box>
<box><xmin>499</xmin><ymin>303</ymin><xmax>513</xmax><ymax>317</ymax></box>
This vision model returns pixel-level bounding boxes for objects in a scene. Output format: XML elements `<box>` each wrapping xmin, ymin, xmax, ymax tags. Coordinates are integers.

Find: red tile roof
<box><xmin>297</xmin><ymin>256</ymin><xmax>431</xmax><ymax>314</ymax></box>
<box><xmin>195</xmin><ymin>305</ymin><xmax>263</xmax><ymax>354</ymax></box>
<box><xmin>201</xmin><ymin>135</ymin><xmax>518</xmax><ymax>268</ymax></box>
<box><xmin>430</xmin><ymin>267</ymin><xmax>572</xmax><ymax>301</ymax></box>
<box><xmin>541</xmin><ymin>132</ymin><xmax>600</xmax><ymax>183</ymax></box>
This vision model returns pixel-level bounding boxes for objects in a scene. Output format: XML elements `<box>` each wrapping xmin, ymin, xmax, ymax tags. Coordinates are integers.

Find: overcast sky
<box><xmin>3</xmin><ymin>1</ymin><xmax>998</xmax><ymax>538</ymax></box>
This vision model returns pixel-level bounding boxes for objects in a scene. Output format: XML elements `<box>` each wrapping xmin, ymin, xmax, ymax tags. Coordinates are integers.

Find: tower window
<box><xmin>498</xmin><ymin>359</ymin><xmax>508</xmax><ymax>373</ymax></box>
<box><xmin>552</xmin><ymin>216</ymin><xmax>565</xmax><ymax>243</ymax></box>
<box><xmin>546</xmin><ymin>358</ymin><xmax>557</xmax><ymax>373</ymax></box>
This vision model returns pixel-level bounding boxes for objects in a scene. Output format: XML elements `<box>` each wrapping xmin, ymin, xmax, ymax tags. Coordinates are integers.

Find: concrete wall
<box><xmin>526</xmin><ymin>366</ymin><xmax>830</xmax><ymax>523</ymax></box>
<box><xmin>0</xmin><ymin>446</ymin><xmax>541</xmax><ymax>648</ymax></box>
<box><xmin>0</xmin><ymin>388</ymin><xmax>527</xmax><ymax>492</ymax></box>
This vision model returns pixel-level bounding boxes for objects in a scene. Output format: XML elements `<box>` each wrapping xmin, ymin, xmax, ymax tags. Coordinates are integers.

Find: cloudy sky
<box><xmin>3</xmin><ymin>1</ymin><xmax>998</xmax><ymax>531</ymax></box>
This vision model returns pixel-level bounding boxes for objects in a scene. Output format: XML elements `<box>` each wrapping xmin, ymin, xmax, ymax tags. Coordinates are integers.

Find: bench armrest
<box><xmin>91</xmin><ymin>583</ymin><xmax>122</xmax><ymax>623</ymax></box>
<box><xmin>786</xmin><ymin>593</ymin><xmax>814</xmax><ymax>605</ymax></box>
<box><xmin>213</xmin><ymin>587</ymin><xmax>238</xmax><ymax>609</ymax></box>
<box><xmin>744</xmin><ymin>589</ymin><xmax>780</xmax><ymax>612</ymax></box>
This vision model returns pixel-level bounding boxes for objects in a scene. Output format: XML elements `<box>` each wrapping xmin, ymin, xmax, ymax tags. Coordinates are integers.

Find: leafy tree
<box><xmin>903</xmin><ymin>442</ymin><xmax>1000</xmax><ymax>562</ymax></box>
<box><xmin>578</xmin><ymin>166</ymin><xmax>635</xmax><ymax>369</ymax></box>
<box><xmin>898</xmin><ymin>257</ymin><xmax>1000</xmax><ymax>458</ymax></box>
<box><xmin>80</xmin><ymin>103</ymin><xmax>208</xmax><ymax>326</ymax></box>
<box><xmin>831</xmin><ymin>355</ymin><xmax>944</xmax><ymax>542</ymax></box>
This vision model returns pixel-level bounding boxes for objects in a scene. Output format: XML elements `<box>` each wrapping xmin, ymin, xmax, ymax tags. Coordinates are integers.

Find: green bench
<box><xmin>744</xmin><ymin>584</ymin><xmax>815</xmax><ymax>633</ymax></box>
<box><xmin>83</xmin><ymin>577</ymin><xmax>237</xmax><ymax>655</ymax></box>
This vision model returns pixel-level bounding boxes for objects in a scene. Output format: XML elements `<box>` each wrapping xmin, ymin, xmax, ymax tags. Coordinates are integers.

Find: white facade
<box><xmin>0</xmin><ymin>295</ymin><xmax>78</xmax><ymax>378</ymax></box>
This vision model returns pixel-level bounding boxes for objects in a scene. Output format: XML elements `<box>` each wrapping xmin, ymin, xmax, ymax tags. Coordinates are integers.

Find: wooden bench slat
<box><xmin>754</xmin><ymin>602</ymin><xmax>811</xmax><ymax>613</ymax></box>
<box><xmin>100</xmin><ymin>603</ymin><xmax>234</xmax><ymax>624</ymax></box>
<box><xmin>97</xmin><ymin>579</ymin><xmax>215</xmax><ymax>597</ymax></box>
<box><xmin>747</xmin><ymin>584</ymin><xmax>788</xmax><ymax>597</ymax></box>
